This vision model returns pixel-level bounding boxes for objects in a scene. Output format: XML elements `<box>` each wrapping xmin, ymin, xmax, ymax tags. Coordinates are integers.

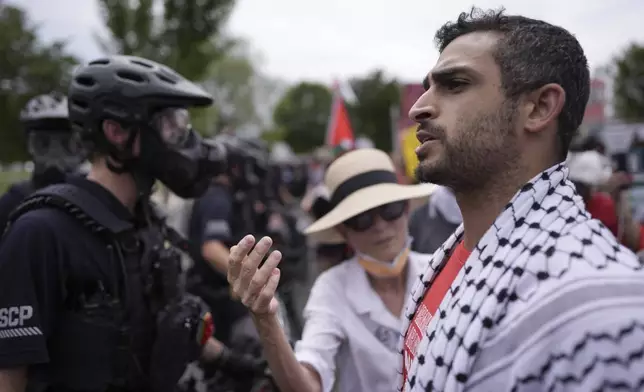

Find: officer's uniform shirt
<box><xmin>0</xmin><ymin>176</ymin><xmax>131</xmax><ymax>387</ymax></box>
<box><xmin>293</xmin><ymin>251</ymin><xmax>428</xmax><ymax>392</ymax></box>
<box><xmin>0</xmin><ymin>180</ymin><xmax>33</xmax><ymax>232</ymax></box>
<box><xmin>188</xmin><ymin>183</ymin><xmax>247</xmax><ymax>344</ymax></box>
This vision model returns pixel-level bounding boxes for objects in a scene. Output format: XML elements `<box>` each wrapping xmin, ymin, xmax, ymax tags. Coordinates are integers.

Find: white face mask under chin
<box><xmin>354</xmin><ymin>236</ymin><xmax>413</xmax><ymax>277</ymax></box>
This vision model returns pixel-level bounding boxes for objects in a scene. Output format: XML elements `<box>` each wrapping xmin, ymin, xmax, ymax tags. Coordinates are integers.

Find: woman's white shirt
<box><xmin>294</xmin><ymin>251</ymin><xmax>429</xmax><ymax>392</ymax></box>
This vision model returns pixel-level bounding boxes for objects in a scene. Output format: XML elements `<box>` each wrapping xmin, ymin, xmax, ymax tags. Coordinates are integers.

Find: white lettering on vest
<box><xmin>0</xmin><ymin>306</ymin><xmax>33</xmax><ymax>328</ymax></box>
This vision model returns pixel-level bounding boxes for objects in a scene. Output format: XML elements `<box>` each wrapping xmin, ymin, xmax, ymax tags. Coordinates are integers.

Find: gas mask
<box><xmin>28</xmin><ymin>130</ymin><xmax>85</xmax><ymax>188</ymax></box>
<box><xmin>136</xmin><ymin>107</ymin><xmax>227</xmax><ymax>199</ymax></box>
<box><xmin>226</xmin><ymin>156</ymin><xmax>260</xmax><ymax>192</ymax></box>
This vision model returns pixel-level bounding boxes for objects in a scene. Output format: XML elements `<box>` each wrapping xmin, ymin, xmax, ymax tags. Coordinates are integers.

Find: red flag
<box><xmin>325</xmin><ymin>81</ymin><xmax>355</xmax><ymax>148</ymax></box>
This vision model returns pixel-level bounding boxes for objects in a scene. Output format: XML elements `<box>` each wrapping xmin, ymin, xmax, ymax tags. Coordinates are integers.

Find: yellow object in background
<box><xmin>400</xmin><ymin>125</ymin><xmax>421</xmax><ymax>180</ymax></box>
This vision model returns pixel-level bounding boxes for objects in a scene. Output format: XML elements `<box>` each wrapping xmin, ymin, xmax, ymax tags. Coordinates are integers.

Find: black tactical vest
<box><xmin>6</xmin><ymin>183</ymin><xmax>185</xmax><ymax>392</ymax></box>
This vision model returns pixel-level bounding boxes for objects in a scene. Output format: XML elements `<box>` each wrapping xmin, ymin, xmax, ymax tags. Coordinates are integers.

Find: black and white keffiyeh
<box><xmin>398</xmin><ymin>163</ymin><xmax>644</xmax><ymax>392</ymax></box>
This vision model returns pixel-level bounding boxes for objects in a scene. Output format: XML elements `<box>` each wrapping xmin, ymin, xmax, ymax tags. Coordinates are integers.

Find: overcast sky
<box><xmin>13</xmin><ymin>0</ymin><xmax>644</xmax><ymax>84</ymax></box>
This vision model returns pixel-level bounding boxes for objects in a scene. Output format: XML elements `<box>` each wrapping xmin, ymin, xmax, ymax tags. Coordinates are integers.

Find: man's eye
<box><xmin>444</xmin><ymin>79</ymin><xmax>467</xmax><ymax>91</ymax></box>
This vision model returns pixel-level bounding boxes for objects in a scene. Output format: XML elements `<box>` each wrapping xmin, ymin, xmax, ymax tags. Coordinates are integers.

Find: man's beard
<box><xmin>415</xmin><ymin>99</ymin><xmax>521</xmax><ymax>193</ymax></box>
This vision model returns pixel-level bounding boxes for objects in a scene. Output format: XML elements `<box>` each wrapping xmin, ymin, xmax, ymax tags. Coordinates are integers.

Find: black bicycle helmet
<box><xmin>68</xmin><ymin>55</ymin><xmax>213</xmax><ymax>139</ymax></box>
<box><xmin>20</xmin><ymin>92</ymin><xmax>71</xmax><ymax>133</ymax></box>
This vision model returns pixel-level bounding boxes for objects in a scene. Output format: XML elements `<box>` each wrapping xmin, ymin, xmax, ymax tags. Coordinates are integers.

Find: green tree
<box><xmin>0</xmin><ymin>4</ymin><xmax>78</xmax><ymax>163</ymax></box>
<box><xmin>272</xmin><ymin>82</ymin><xmax>332</xmax><ymax>153</ymax></box>
<box><xmin>613</xmin><ymin>43</ymin><xmax>644</xmax><ymax>122</ymax></box>
<box><xmin>348</xmin><ymin>70</ymin><xmax>400</xmax><ymax>152</ymax></box>
<box><xmin>96</xmin><ymin>0</ymin><xmax>268</xmax><ymax>136</ymax></box>
<box><xmin>97</xmin><ymin>0</ymin><xmax>236</xmax><ymax>81</ymax></box>
<box><xmin>194</xmin><ymin>44</ymin><xmax>286</xmax><ymax>137</ymax></box>
<box><xmin>261</xmin><ymin>127</ymin><xmax>286</xmax><ymax>146</ymax></box>
<box><xmin>197</xmin><ymin>42</ymin><xmax>261</xmax><ymax>135</ymax></box>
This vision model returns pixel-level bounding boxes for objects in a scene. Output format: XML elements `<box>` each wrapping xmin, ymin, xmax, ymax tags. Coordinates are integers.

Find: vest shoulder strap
<box><xmin>6</xmin><ymin>183</ymin><xmax>134</xmax><ymax>237</ymax></box>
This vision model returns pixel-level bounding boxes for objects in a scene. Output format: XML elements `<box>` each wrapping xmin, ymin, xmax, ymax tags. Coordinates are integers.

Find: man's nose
<box><xmin>408</xmin><ymin>92</ymin><xmax>438</xmax><ymax>123</ymax></box>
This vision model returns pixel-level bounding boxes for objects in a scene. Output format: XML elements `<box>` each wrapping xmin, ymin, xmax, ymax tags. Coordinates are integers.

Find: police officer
<box><xmin>0</xmin><ymin>92</ymin><xmax>84</xmax><ymax>230</ymax></box>
<box><xmin>0</xmin><ymin>55</ymin><xmax>262</xmax><ymax>392</ymax></box>
<box><xmin>187</xmin><ymin>135</ymin><xmax>270</xmax><ymax>347</ymax></box>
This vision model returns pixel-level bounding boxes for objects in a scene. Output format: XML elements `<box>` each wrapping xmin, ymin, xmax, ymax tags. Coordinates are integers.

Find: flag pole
<box><xmin>390</xmin><ymin>104</ymin><xmax>400</xmax><ymax>154</ymax></box>
<box><xmin>325</xmin><ymin>80</ymin><xmax>341</xmax><ymax>146</ymax></box>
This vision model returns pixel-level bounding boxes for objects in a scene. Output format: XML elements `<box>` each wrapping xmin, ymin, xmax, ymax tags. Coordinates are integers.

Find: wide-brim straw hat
<box><xmin>305</xmin><ymin>148</ymin><xmax>436</xmax><ymax>235</ymax></box>
<box><xmin>304</xmin><ymin>184</ymin><xmax>346</xmax><ymax>245</ymax></box>
<box><xmin>309</xmin><ymin>227</ymin><xmax>346</xmax><ymax>245</ymax></box>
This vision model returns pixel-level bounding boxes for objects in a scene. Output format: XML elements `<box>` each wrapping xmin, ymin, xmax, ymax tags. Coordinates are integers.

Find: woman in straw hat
<box><xmin>226</xmin><ymin>148</ymin><xmax>435</xmax><ymax>392</ymax></box>
<box><xmin>302</xmin><ymin>183</ymin><xmax>352</xmax><ymax>273</ymax></box>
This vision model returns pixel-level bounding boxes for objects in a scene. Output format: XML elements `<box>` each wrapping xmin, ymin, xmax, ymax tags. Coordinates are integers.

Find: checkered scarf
<box><xmin>397</xmin><ymin>163</ymin><xmax>644</xmax><ymax>392</ymax></box>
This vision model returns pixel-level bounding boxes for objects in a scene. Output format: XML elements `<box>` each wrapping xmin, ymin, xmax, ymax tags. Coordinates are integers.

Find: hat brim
<box><xmin>305</xmin><ymin>183</ymin><xmax>436</xmax><ymax>234</ymax></box>
<box><xmin>308</xmin><ymin>228</ymin><xmax>346</xmax><ymax>245</ymax></box>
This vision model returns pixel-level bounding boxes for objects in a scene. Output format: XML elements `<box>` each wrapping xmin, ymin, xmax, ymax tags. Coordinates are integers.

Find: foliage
<box><xmin>613</xmin><ymin>43</ymin><xmax>644</xmax><ymax>122</ymax></box>
<box><xmin>348</xmin><ymin>70</ymin><xmax>400</xmax><ymax>152</ymax></box>
<box><xmin>0</xmin><ymin>4</ymin><xmax>79</xmax><ymax>163</ymax></box>
<box><xmin>0</xmin><ymin>169</ymin><xmax>29</xmax><ymax>193</ymax></box>
<box><xmin>197</xmin><ymin>42</ymin><xmax>263</xmax><ymax>135</ymax></box>
<box><xmin>272</xmin><ymin>82</ymin><xmax>332</xmax><ymax>153</ymax></box>
<box><xmin>96</xmin><ymin>0</ymin><xmax>282</xmax><ymax>138</ymax></box>
<box><xmin>260</xmin><ymin>127</ymin><xmax>287</xmax><ymax>146</ymax></box>
<box><xmin>96</xmin><ymin>0</ymin><xmax>236</xmax><ymax>81</ymax></box>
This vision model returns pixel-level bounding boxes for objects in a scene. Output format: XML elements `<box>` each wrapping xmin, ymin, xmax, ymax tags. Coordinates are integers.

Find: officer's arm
<box><xmin>202</xmin><ymin>241</ymin><xmax>230</xmax><ymax>275</ymax></box>
<box><xmin>199</xmin><ymin>337</ymin><xmax>268</xmax><ymax>378</ymax></box>
<box><xmin>0</xmin><ymin>367</ymin><xmax>27</xmax><ymax>392</ymax></box>
<box><xmin>0</xmin><ymin>212</ymin><xmax>62</xmax><ymax>380</ymax></box>
<box><xmin>197</xmin><ymin>187</ymin><xmax>234</xmax><ymax>275</ymax></box>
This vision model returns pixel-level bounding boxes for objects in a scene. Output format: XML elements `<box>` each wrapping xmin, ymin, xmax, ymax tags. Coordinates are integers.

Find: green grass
<box><xmin>0</xmin><ymin>171</ymin><xmax>30</xmax><ymax>194</ymax></box>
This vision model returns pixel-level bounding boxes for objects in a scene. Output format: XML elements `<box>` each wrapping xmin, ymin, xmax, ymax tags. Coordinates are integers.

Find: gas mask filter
<box><xmin>137</xmin><ymin>107</ymin><xmax>226</xmax><ymax>199</ymax></box>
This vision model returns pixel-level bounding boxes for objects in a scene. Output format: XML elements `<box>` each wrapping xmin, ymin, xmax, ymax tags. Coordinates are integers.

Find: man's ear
<box><xmin>523</xmin><ymin>83</ymin><xmax>566</xmax><ymax>134</ymax></box>
<box><xmin>102</xmin><ymin>119</ymin><xmax>130</xmax><ymax>147</ymax></box>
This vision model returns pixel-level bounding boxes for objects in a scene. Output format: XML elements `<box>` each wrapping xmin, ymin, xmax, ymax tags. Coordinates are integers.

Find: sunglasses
<box><xmin>343</xmin><ymin>201</ymin><xmax>407</xmax><ymax>232</ymax></box>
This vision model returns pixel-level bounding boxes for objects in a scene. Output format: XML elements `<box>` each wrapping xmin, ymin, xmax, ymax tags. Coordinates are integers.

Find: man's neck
<box><xmin>456</xmin><ymin>185</ymin><xmax>513</xmax><ymax>250</ymax></box>
<box><xmin>86</xmin><ymin>161</ymin><xmax>138</xmax><ymax>212</ymax></box>
<box><xmin>456</xmin><ymin>164</ymin><xmax>550</xmax><ymax>250</ymax></box>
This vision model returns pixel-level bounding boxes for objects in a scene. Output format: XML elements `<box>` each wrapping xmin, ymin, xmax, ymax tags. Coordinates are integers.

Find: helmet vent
<box><xmin>89</xmin><ymin>58</ymin><xmax>110</xmax><ymax>66</ymax></box>
<box><xmin>116</xmin><ymin>70</ymin><xmax>146</xmax><ymax>84</ymax></box>
<box><xmin>70</xmin><ymin>98</ymin><xmax>89</xmax><ymax>112</ymax></box>
<box><xmin>75</xmin><ymin>75</ymin><xmax>96</xmax><ymax>88</ymax></box>
<box><xmin>131</xmin><ymin>59</ymin><xmax>154</xmax><ymax>68</ymax></box>
<box><xmin>155</xmin><ymin>71</ymin><xmax>177</xmax><ymax>85</ymax></box>
<box><xmin>102</xmin><ymin>100</ymin><xmax>129</xmax><ymax>119</ymax></box>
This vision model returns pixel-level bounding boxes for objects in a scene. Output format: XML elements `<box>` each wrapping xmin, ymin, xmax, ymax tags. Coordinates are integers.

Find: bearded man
<box><xmin>399</xmin><ymin>7</ymin><xmax>644</xmax><ymax>392</ymax></box>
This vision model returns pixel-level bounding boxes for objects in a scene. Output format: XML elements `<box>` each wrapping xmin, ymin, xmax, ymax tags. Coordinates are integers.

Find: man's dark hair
<box><xmin>435</xmin><ymin>7</ymin><xmax>590</xmax><ymax>159</ymax></box>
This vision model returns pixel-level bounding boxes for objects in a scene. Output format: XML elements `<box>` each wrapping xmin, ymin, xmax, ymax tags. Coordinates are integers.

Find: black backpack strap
<box><xmin>5</xmin><ymin>183</ymin><xmax>134</xmax><ymax>237</ymax></box>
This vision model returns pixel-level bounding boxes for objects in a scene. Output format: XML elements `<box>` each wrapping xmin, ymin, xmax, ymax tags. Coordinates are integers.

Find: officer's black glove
<box><xmin>150</xmin><ymin>293</ymin><xmax>214</xmax><ymax>392</ymax></box>
<box><xmin>201</xmin><ymin>346</ymin><xmax>267</xmax><ymax>379</ymax></box>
